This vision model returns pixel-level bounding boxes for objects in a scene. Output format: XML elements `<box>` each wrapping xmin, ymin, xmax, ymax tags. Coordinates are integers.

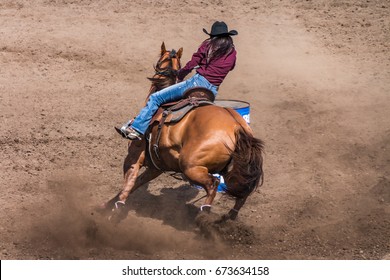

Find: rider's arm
<box><xmin>177</xmin><ymin>41</ymin><xmax>207</xmax><ymax>81</ymax></box>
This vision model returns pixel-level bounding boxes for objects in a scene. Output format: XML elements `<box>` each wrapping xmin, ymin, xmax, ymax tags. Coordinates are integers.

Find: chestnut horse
<box><xmin>102</xmin><ymin>43</ymin><xmax>264</xmax><ymax>223</ymax></box>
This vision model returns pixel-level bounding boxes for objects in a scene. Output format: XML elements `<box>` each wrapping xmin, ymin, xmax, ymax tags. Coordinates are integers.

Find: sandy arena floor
<box><xmin>0</xmin><ymin>0</ymin><xmax>389</xmax><ymax>259</ymax></box>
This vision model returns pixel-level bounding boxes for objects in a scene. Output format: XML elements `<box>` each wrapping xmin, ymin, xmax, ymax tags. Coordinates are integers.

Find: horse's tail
<box><xmin>223</xmin><ymin>127</ymin><xmax>265</xmax><ymax>199</ymax></box>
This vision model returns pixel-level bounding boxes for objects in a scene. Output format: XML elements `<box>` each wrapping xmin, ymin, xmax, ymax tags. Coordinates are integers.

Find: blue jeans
<box><xmin>131</xmin><ymin>73</ymin><xmax>218</xmax><ymax>134</ymax></box>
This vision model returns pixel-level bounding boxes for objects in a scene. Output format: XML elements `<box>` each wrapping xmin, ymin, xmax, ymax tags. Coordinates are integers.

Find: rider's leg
<box><xmin>130</xmin><ymin>80</ymin><xmax>190</xmax><ymax>135</ymax></box>
<box><xmin>116</xmin><ymin>73</ymin><xmax>218</xmax><ymax>139</ymax></box>
<box><xmin>115</xmin><ymin>80</ymin><xmax>190</xmax><ymax>139</ymax></box>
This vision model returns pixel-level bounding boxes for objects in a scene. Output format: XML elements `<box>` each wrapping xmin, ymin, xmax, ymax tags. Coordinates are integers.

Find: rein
<box><xmin>154</xmin><ymin>68</ymin><xmax>178</xmax><ymax>77</ymax></box>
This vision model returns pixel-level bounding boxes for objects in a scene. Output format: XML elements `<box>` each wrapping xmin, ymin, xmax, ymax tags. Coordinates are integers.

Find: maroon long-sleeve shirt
<box><xmin>177</xmin><ymin>40</ymin><xmax>237</xmax><ymax>86</ymax></box>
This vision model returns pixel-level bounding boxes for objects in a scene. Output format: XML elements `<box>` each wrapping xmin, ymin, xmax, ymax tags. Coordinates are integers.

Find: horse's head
<box><xmin>157</xmin><ymin>42</ymin><xmax>183</xmax><ymax>76</ymax></box>
<box><xmin>148</xmin><ymin>42</ymin><xmax>183</xmax><ymax>92</ymax></box>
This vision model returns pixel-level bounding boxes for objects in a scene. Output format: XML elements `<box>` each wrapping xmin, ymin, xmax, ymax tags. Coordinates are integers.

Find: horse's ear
<box><xmin>161</xmin><ymin>42</ymin><xmax>166</xmax><ymax>55</ymax></box>
<box><xmin>177</xmin><ymin>47</ymin><xmax>183</xmax><ymax>59</ymax></box>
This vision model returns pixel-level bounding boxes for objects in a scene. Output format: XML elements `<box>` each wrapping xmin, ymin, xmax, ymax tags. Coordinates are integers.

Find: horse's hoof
<box><xmin>228</xmin><ymin>209</ymin><xmax>239</xmax><ymax>220</ymax></box>
<box><xmin>107</xmin><ymin>201</ymin><xmax>127</xmax><ymax>224</ymax></box>
<box><xmin>200</xmin><ymin>204</ymin><xmax>211</xmax><ymax>213</ymax></box>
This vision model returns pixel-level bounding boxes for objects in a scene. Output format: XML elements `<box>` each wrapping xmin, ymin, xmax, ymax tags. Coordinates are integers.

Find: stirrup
<box><xmin>114</xmin><ymin>126</ymin><xmax>142</xmax><ymax>140</ymax></box>
<box><xmin>115</xmin><ymin>127</ymin><xmax>127</xmax><ymax>138</ymax></box>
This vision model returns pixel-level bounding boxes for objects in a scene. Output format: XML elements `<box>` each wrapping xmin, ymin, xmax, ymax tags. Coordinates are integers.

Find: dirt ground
<box><xmin>0</xmin><ymin>0</ymin><xmax>389</xmax><ymax>260</ymax></box>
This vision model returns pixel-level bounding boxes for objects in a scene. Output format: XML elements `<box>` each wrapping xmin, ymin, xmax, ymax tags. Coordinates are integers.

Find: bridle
<box><xmin>145</xmin><ymin>47</ymin><xmax>182</xmax><ymax>102</ymax></box>
<box><xmin>153</xmin><ymin>49</ymin><xmax>181</xmax><ymax>78</ymax></box>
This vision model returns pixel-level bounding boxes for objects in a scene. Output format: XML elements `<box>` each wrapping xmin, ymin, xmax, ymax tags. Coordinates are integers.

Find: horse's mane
<box><xmin>147</xmin><ymin>76</ymin><xmax>175</xmax><ymax>91</ymax></box>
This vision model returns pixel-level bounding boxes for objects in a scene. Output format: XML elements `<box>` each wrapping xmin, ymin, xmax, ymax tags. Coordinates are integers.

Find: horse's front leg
<box><xmin>99</xmin><ymin>141</ymin><xmax>145</xmax><ymax>219</ymax></box>
<box><xmin>102</xmin><ymin>153</ymin><xmax>144</xmax><ymax>222</ymax></box>
<box><xmin>103</xmin><ymin>147</ymin><xmax>163</xmax><ymax>222</ymax></box>
<box><xmin>107</xmin><ymin>166</ymin><xmax>163</xmax><ymax>223</ymax></box>
<box><xmin>117</xmin><ymin>151</ymin><xmax>144</xmax><ymax>202</ymax></box>
<box><xmin>112</xmin><ymin>164</ymin><xmax>163</xmax><ymax>206</ymax></box>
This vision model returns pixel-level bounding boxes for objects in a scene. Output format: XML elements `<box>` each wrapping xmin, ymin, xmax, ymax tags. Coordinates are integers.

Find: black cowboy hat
<box><xmin>203</xmin><ymin>21</ymin><xmax>238</xmax><ymax>37</ymax></box>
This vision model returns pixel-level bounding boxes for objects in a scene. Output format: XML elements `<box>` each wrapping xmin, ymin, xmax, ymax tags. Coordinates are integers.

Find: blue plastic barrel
<box><xmin>214</xmin><ymin>99</ymin><xmax>251</xmax><ymax>192</ymax></box>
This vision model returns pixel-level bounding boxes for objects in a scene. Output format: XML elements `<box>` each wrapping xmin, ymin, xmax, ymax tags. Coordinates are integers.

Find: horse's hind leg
<box><xmin>216</xmin><ymin>195</ymin><xmax>249</xmax><ymax>223</ymax></box>
<box><xmin>229</xmin><ymin>195</ymin><xmax>248</xmax><ymax>220</ymax></box>
<box><xmin>183</xmin><ymin>166</ymin><xmax>219</xmax><ymax>212</ymax></box>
